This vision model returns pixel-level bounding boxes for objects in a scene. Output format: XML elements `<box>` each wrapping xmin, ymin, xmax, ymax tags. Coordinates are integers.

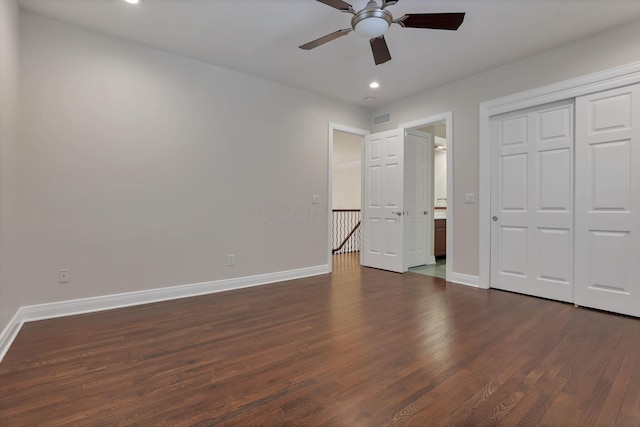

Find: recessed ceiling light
<box><xmin>124</xmin><ymin>0</ymin><xmax>140</xmax><ymax>4</ymax></box>
<box><xmin>364</xmin><ymin>96</ymin><xmax>375</xmax><ymax>102</ymax></box>
<box><xmin>369</xmin><ymin>81</ymin><xmax>380</xmax><ymax>89</ymax></box>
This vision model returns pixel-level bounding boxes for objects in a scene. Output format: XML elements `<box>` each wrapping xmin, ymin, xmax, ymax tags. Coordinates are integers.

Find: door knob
<box><xmin>423</xmin><ymin>211</ymin><xmax>428</xmax><ymax>215</ymax></box>
<box><xmin>392</xmin><ymin>212</ymin><xmax>402</xmax><ymax>216</ymax></box>
<box><xmin>492</xmin><ymin>216</ymin><xmax>498</xmax><ymax>221</ymax></box>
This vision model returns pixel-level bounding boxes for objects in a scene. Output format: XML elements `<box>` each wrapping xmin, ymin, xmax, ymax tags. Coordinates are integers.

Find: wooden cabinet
<box><xmin>434</xmin><ymin>219</ymin><xmax>446</xmax><ymax>257</ymax></box>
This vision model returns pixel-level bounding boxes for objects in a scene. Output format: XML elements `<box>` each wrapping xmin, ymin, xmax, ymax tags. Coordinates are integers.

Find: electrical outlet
<box><xmin>59</xmin><ymin>269</ymin><xmax>69</xmax><ymax>283</ymax></box>
<box><xmin>227</xmin><ymin>254</ymin><xmax>235</xmax><ymax>266</ymax></box>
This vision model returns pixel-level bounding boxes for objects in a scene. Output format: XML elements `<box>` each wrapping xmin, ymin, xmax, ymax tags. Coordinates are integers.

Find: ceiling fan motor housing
<box><xmin>351</xmin><ymin>1</ymin><xmax>393</xmax><ymax>38</ymax></box>
<box><xmin>300</xmin><ymin>0</ymin><xmax>466</xmax><ymax>65</ymax></box>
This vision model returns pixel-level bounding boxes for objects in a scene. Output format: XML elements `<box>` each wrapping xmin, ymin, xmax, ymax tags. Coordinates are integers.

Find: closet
<box><xmin>490</xmin><ymin>83</ymin><xmax>640</xmax><ymax>317</ymax></box>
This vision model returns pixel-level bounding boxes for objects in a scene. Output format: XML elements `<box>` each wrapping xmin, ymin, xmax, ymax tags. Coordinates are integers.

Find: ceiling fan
<box><xmin>299</xmin><ymin>0</ymin><xmax>465</xmax><ymax>65</ymax></box>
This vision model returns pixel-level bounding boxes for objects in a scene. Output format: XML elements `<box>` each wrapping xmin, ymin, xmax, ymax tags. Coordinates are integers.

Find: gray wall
<box><xmin>373</xmin><ymin>18</ymin><xmax>640</xmax><ymax>277</ymax></box>
<box><xmin>0</xmin><ymin>0</ymin><xmax>20</xmax><ymax>330</ymax></box>
<box><xmin>332</xmin><ymin>130</ymin><xmax>362</xmax><ymax>210</ymax></box>
<box><xmin>2</xmin><ymin>12</ymin><xmax>369</xmax><ymax>320</ymax></box>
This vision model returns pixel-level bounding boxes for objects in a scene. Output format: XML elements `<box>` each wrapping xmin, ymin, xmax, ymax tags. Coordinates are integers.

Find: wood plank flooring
<box><xmin>1</xmin><ymin>253</ymin><xmax>640</xmax><ymax>426</ymax></box>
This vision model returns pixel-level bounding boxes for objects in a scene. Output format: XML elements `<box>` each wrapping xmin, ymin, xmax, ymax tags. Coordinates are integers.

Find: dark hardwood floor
<box><xmin>1</xmin><ymin>252</ymin><xmax>640</xmax><ymax>426</ymax></box>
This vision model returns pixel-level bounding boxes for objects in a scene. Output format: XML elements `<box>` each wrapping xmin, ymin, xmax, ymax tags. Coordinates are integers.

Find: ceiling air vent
<box><xmin>373</xmin><ymin>112</ymin><xmax>391</xmax><ymax>127</ymax></box>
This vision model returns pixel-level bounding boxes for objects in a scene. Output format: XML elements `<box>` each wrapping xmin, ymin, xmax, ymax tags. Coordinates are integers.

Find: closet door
<box><xmin>490</xmin><ymin>100</ymin><xmax>574</xmax><ymax>302</ymax></box>
<box><xmin>575</xmin><ymin>84</ymin><xmax>640</xmax><ymax>317</ymax></box>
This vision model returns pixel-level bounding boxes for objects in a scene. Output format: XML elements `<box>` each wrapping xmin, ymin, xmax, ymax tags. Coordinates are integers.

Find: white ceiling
<box><xmin>18</xmin><ymin>0</ymin><xmax>640</xmax><ymax>108</ymax></box>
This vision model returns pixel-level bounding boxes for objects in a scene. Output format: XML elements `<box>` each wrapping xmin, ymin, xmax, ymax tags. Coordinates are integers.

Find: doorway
<box><xmin>327</xmin><ymin>113</ymin><xmax>453</xmax><ymax>281</ymax></box>
<box><xmin>327</xmin><ymin>123</ymin><xmax>368</xmax><ymax>272</ymax></box>
<box><xmin>405</xmin><ymin>121</ymin><xmax>447</xmax><ymax>279</ymax></box>
<box><xmin>402</xmin><ymin>113</ymin><xmax>453</xmax><ymax>281</ymax></box>
<box><xmin>360</xmin><ymin>129</ymin><xmax>432</xmax><ymax>273</ymax></box>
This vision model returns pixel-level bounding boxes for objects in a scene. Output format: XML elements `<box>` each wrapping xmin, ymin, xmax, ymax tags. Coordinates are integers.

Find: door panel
<box><xmin>501</xmin><ymin>116</ymin><xmax>528</xmax><ymax>146</ymax></box>
<box><xmin>589</xmin><ymin>93</ymin><xmax>632</xmax><ymax>132</ymax></box>
<box><xmin>575</xmin><ymin>84</ymin><xmax>640</xmax><ymax>316</ymax></box>
<box><xmin>538</xmin><ymin>228</ymin><xmax>571</xmax><ymax>284</ymax></box>
<box><xmin>501</xmin><ymin>153</ymin><xmax>528</xmax><ymax>210</ymax></box>
<box><xmin>590</xmin><ymin>141</ymin><xmax>631</xmax><ymax>210</ymax></box>
<box><xmin>368</xmin><ymin>218</ymin><xmax>381</xmax><ymax>255</ymax></box>
<box><xmin>539</xmin><ymin>107</ymin><xmax>572</xmax><ymax>141</ymax></box>
<box><xmin>588</xmin><ymin>231</ymin><xmax>630</xmax><ymax>294</ymax></box>
<box><xmin>499</xmin><ymin>226</ymin><xmax>528</xmax><ymax>277</ymax></box>
<box><xmin>491</xmin><ymin>100</ymin><xmax>574</xmax><ymax>302</ymax></box>
<box><xmin>362</xmin><ymin>129</ymin><xmax>405</xmax><ymax>273</ymax></box>
<box><xmin>538</xmin><ymin>148</ymin><xmax>571</xmax><ymax>211</ymax></box>
<box><xmin>405</xmin><ymin>130</ymin><xmax>432</xmax><ymax>268</ymax></box>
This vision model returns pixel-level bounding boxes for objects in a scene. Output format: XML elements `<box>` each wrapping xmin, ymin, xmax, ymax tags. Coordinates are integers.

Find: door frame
<box><xmin>399</xmin><ymin>111</ymin><xmax>454</xmax><ymax>282</ymax></box>
<box><xmin>479</xmin><ymin>60</ymin><xmax>640</xmax><ymax>290</ymax></box>
<box><xmin>327</xmin><ymin>123</ymin><xmax>369</xmax><ymax>273</ymax></box>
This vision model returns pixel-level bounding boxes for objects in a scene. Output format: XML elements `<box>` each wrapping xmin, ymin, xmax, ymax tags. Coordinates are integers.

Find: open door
<box><xmin>362</xmin><ymin>129</ymin><xmax>406</xmax><ymax>272</ymax></box>
<box><xmin>405</xmin><ymin>130</ymin><xmax>433</xmax><ymax>269</ymax></box>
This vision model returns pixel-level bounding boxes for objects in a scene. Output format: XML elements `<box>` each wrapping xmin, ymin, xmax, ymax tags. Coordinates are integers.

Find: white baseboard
<box><xmin>426</xmin><ymin>256</ymin><xmax>436</xmax><ymax>265</ymax></box>
<box><xmin>0</xmin><ymin>264</ymin><xmax>329</xmax><ymax>364</ymax></box>
<box><xmin>0</xmin><ymin>309</ymin><xmax>24</xmax><ymax>363</ymax></box>
<box><xmin>450</xmin><ymin>272</ymin><xmax>480</xmax><ymax>288</ymax></box>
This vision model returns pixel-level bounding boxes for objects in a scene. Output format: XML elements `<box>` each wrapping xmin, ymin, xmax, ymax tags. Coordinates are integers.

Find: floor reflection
<box><xmin>409</xmin><ymin>257</ymin><xmax>446</xmax><ymax>279</ymax></box>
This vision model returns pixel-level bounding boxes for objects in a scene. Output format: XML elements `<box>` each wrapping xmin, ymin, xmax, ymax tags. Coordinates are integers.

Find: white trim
<box><xmin>327</xmin><ymin>123</ymin><xmax>369</xmax><ymax>272</ymax></box>
<box><xmin>0</xmin><ymin>264</ymin><xmax>329</xmax><ymax>364</ymax></box>
<box><xmin>399</xmin><ymin>111</ymin><xmax>454</xmax><ymax>282</ymax></box>
<box><xmin>426</xmin><ymin>255</ymin><xmax>436</xmax><ymax>266</ymax></box>
<box><xmin>450</xmin><ymin>273</ymin><xmax>480</xmax><ymax>288</ymax></box>
<box><xmin>479</xmin><ymin>103</ymin><xmax>492</xmax><ymax>290</ymax></box>
<box><xmin>479</xmin><ymin>60</ymin><xmax>640</xmax><ymax>290</ymax></box>
<box><xmin>483</xmin><ymin>61</ymin><xmax>640</xmax><ymax>117</ymax></box>
<box><xmin>0</xmin><ymin>310</ymin><xmax>24</xmax><ymax>363</ymax></box>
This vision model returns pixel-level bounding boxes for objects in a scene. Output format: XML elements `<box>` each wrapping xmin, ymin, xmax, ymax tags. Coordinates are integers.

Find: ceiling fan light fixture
<box><xmin>351</xmin><ymin>1</ymin><xmax>393</xmax><ymax>38</ymax></box>
<box><xmin>354</xmin><ymin>17</ymin><xmax>389</xmax><ymax>38</ymax></box>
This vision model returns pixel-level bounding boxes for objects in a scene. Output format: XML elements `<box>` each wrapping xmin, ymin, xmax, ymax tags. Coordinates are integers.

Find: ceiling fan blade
<box><xmin>380</xmin><ymin>0</ymin><xmax>398</xmax><ymax>9</ymax></box>
<box><xmin>396</xmin><ymin>13</ymin><xmax>465</xmax><ymax>30</ymax></box>
<box><xmin>316</xmin><ymin>0</ymin><xmax>355</xmax><ymax>14</ymax></box>
<box><xmin>299</xmin><ymin>29</ymin><xmax>352</xmax><ymax>50</ymax></box>
<box><xmin>370</xmin><ymin>36</ymin><xmax>392</xmax><ymax>65</ymax></box>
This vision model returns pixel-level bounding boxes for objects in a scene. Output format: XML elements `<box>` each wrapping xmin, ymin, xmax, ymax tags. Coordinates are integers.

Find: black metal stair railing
<box><xmin>332</xmin><ymin>209</ymin><xmax>361</xmax><ymax>254</ymax></box>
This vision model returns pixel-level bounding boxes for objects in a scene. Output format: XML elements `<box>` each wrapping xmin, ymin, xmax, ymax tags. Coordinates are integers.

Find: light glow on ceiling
<box><xmin>124</xmin><ymin>0</ymin><xmax>140</xmax><ymax>4</ymax></box>
<box><xmin>369</xmin><ymin>81</ymin><xmax>380</xmax><ymax>89</ymax></box>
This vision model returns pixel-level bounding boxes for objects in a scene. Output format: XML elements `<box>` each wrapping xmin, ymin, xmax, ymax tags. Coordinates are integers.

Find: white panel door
<box><xmin>491</xmin><ymin>100</ymin><xmax>574</xmax><ymax>302</ymax></box>
<box><xmin>575</xmin><ymin>84</ymin><xmax>640</xmax><ymax>317</ymax></box>
<box><xmin>362</xmin><ymin>129</ymin><xmax>406</xmax><ymax>273</ymax></box>
<box><xmin>405</xmin><ymin>130</ymin><xmax>432</xmax><ymax>268</ymax></box>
